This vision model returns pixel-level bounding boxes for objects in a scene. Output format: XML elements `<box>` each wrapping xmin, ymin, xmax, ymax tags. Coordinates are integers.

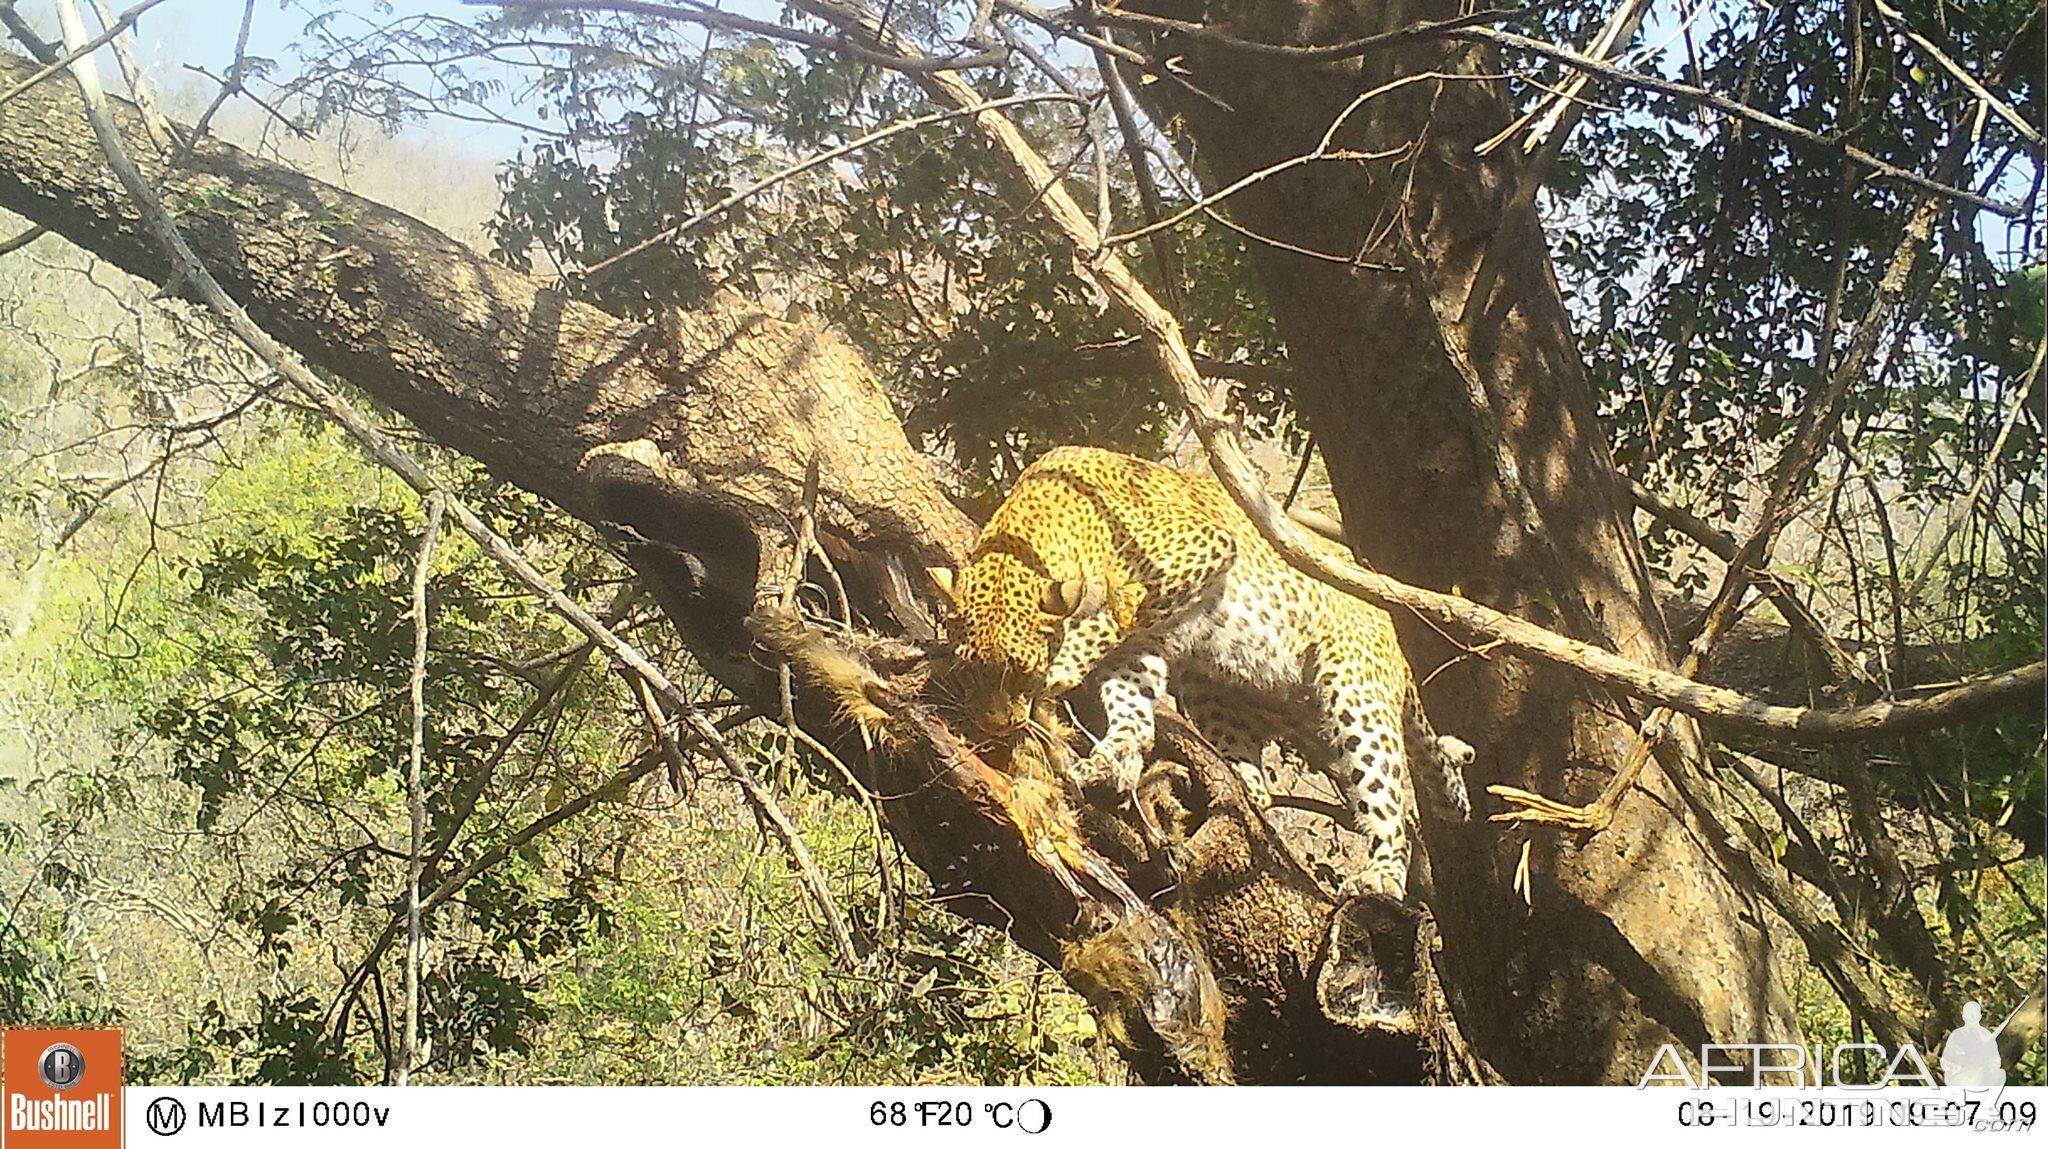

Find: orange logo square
<box><xmin>0</xmin><ymin>1030</ymin><xmax>122</xmax><ymax>1148</ymax></box>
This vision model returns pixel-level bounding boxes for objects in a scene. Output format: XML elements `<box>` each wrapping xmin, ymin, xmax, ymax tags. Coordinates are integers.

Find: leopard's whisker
<box><xmin>1022</xmin><ymin>716</ymin><xmax>1063</xmax><ymax>755</ymax></box>
<box><xmin>933</xmin><ymin>446</ymin><xmax>1473</xmax><ymax>913</ymax></box>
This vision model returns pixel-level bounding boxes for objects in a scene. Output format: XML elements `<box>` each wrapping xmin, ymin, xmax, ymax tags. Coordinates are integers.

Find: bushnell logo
<box><xmin>1</xmin><ymin>1028</ymin><xmax>122</xmax><ymax>1147</ymax></box>
<box><xmin>33</xmin><ymin>1047</ymin><xmax>83</xmax><ymax>1094</ymax></box>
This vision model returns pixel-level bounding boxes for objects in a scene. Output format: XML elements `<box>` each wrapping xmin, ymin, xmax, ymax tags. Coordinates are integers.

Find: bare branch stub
<box><xmin>750</xmin><ymin>599</ymin><xmax>1482</xmax><ymax>1082</ymax></box>
<box><xmin>1085</xmin><ymin>3</ymin><xmax>2026</xmax><ymax>216</ymax></box>
<box><xmin>4</xmin><ymin>5</ymin><xmax>2034</xmax><ymax>1082</ymax></box>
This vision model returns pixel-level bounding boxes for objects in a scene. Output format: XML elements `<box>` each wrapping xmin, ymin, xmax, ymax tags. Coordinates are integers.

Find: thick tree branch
<box><xmin>0</xmin><ymin>53</ymin><xmax>974</xmax><ymax>587</ymax></box>
<box><xmin>776</xmin><ymin>0</ymin><xmax>2041</xmax><ymax>750</ymax></box>
<box><xmin>1084</xmin><ymin>4</ymin><xmax>2025</xmax><ymax>216</ymax></box>
<box><xmin>48</xmin><ymin>11</ymin><xmax>868</xmax><ymax>1029</ymax></box>
<box><xmin>0</xmin><ymin>45</ymin><xmax>1267</xmax><ymax>1083</ymax></box>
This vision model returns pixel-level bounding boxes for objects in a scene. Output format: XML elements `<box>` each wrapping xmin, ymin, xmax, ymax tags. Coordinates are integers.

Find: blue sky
<box><xmin>14</xmin><ymin>0</ymin><xmax>538</xmax><ymax>157</ymax></box>
<box><xmin>10</xmin><ymin>0</ymin><xmax>2036</xmax><ymax>266</ymax></box>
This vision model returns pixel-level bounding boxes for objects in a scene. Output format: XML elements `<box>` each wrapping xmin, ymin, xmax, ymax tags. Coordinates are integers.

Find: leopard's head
<box><xmin>929</xmin><ymin>551</ymin><xmax>1125</xmax><ymax>738</ymax></box>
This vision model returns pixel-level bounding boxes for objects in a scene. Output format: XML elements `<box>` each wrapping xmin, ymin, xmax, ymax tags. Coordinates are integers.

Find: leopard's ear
<box><xmin>1041</xmin><ymin>576</ymin><xmax>1089</xmax><ymax>618</ymax></box>
<box><xmin>925</xmin><ymin>566</ymin><xmax>957</xmax><ymax>603</ymax></box>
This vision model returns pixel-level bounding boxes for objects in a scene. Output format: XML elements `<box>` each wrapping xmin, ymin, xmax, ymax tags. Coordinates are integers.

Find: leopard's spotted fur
<box><xmin>936</xmin><ymin>446</ymin><xmax>1470</xmax><ymax>898</ymax></box>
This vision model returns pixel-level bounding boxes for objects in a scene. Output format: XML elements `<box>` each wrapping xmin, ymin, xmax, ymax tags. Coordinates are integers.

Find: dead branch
<box><xmin>50</xmin><ymin>16</ymin><xmax>865</xmax><ymax>1006</ymax></box>
<box><xmin>81</xmin><ymin>0</ymin><xmax>171</xmax><ymax>150</ymax></box>
<box><xmin>1084</xmin><ymin>4</ymin><xmax>2025</xmax><ymax>216</ymax></box>
<box><xmin>0</xmin><ymin>0</ymin><xmax>171</xmax><ymax>110</ymax></box>
<box><xmin>777</xmin><ymin>0</ymin><xmax>2042</xmax><ymax>752</ymax></box>
<box><xmin>399</xmin><ymin>489</ymin><xmax>442</xmax><ymax>1087</ymax></box>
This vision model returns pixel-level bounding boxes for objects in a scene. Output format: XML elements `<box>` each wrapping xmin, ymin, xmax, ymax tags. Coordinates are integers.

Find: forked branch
<box><xmin>46</xmin><ymin>5</ymin><xmax>862</xmax><ymax>994</ymax></box>
<box><xmin>781</xmin><ymin>0</ymin><xmax>2043</xmax><ymax>750</ymax></box>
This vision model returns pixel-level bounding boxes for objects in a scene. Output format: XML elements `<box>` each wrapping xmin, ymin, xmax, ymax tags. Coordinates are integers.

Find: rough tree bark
<box><xmin>0</xmin><ymin>52</ymin><xmax>1489</xmax><ymax>1083</ymax></box>
<box><xmin>1110</xmin><ymin>0</ymin><xmax>1802</xmax><ymax>1080</ymax></box>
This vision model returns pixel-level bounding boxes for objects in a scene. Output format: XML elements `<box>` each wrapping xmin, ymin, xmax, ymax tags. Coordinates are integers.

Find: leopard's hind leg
<box><xmin>1303</xmin><ymin>640</ymin><xmax>1412</xmax><ymax>899</ymax></box>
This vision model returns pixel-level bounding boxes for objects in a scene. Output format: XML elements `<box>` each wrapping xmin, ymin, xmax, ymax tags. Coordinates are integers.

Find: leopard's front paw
<box><xmin>1070</xmin><ymin>747</ymin><xmax>1140</xmax><ymax>796</ymax></box>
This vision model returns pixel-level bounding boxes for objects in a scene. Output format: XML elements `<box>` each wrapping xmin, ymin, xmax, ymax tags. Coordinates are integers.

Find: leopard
<box><xmin>930</xmin><ymin>445</ymin><xmax>1472</xmax><ymax>899</ymax></box>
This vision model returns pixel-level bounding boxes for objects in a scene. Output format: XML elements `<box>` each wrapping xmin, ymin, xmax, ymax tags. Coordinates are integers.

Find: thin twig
<box><xmin>177</xmin><ymin>0</ymin><xmax>258</xmax><ymax>162</ymax></box>
<box><xmin>786</xmin><ymin>0</ymin><xmax>2045</xmax><ymax>749</ymax></box>
<box><xmin>769</xmin><ymin>457</ymin><xmax>861</xmax><ymax>967</ymax></box>
<box><xmin>994</xmin><ymin>0</ymin><xmax>1231</xmax><ymax>111</ymax></box>
<box><xmin>1137</xmin><ymin>130</ymin><xmax>1402</xmax><ymax>268</ymax></box>
<box><xmin>1101</xmin><ymin>70</ymin><xmax>1440</xmax><ymax>250</ymax></box>
<box><xmin>578</xmin><ymin>91</ymin><xmax>1077</xmax><ymax>285</ymax></box>
<box><xmin>399</xmin><ymin>490</ymin><xmax>442</xmax><ymax>1086</ymax></box>
<box><xmin>1460</xmin><ymin>21</ymin><xmax>2019</xmax><ymax>215</ymax></box>
<box><xmin>0</xmin><ymin>224</ymin><xmax>45</xmax><ymax>256</ymax></box>
<box><xmin>1083</xmin><ymin>0</ymin><xmax>1544</xmax><ymax>64</ymax></box>
<box><xmin>630</xmin><ymin>670</ymin><xmax>697</xmax><ymax>796</ymax></box>
<box><xmin>1088</xmin><ymin>4</ymin><xmax>2024</xmax><ymax>217</ymax></box>
<box><xmin>1902</xmin><ymin>334</ymin><xmax>2045</xmax><ymax>604</ymax></box>
<box><xmin>178</xmin><ymin>64</ymin><xmax>312</xmax><ymax>142</ymax></box>
<box><xmin>53</xmin><ymin>14</ymin><xmax>863</xmax><ymax>1018</ymax></box>
<box><xmin>0</xmin><ymin>0</ymin><xmax>174</xmax><ymax>111</ymax></box>
<box><xmin>1684</xmin><ymin>753</ymin><xmax>1918</xmax><ymax>1045</ymax></box>
<box><xmin>333</xmin><ymin>590</ymin><xmax>648</xmax><ymax>1045</ymax></box>
<box><xmin>1874</xmin><ymin>0</ymin><xmax>2042</xmax><ymax>150</ymax></box>
<box><xmin>479</xmin><ymin>0</ymin><xmax>1007</xmax><ymax>72</ymax></box>
<box><xmin>1622</xmin><ymin>474</ymin><xmax>1865</xmax><ymax>685</ymax></box>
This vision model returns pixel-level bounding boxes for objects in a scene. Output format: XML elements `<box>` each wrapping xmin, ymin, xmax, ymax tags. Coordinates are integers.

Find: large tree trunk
<box><xmin>1114</xmin><ymin>0</ymin><xmax>1801</xmax><ymax>1080</ymax></box>
<box><xmin>0</xmin><ymin>52</ymin><xmax>1493</xmax><ymax>1083</ymax></box>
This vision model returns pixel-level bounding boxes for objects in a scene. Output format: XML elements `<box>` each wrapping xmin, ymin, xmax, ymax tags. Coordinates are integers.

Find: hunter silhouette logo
<box><xmin>1</xmin><ymin>1029</ymin><xmax>121</xmax><ymax>1147</ymax></box>
<box><xmin>1939</xmin><ymin>1000</ymin><xmax>2015</xmax><ymax>1089</ymax></box>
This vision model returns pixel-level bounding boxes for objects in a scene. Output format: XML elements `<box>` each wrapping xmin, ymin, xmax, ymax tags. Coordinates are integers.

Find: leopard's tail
<box><xmin>1403</xmin><ymin>689</ymin><xmax>1472</xmax><ymax>822</ymax></box>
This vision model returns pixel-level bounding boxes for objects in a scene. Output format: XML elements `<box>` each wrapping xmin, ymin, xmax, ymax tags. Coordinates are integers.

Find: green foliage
<box><xmin>2</xmin><ymin>0</ymin><xmax>2038</xmax><ymax>1088</ymax></box>
<box><xmin>520</xmin><ymin>827</ymin><xmax>1103</xmax><ymax>1085</ymax></box>
<box><xmin>0</xmin><ymin>912</ymin><xmax>113</xmax><ymax>1028</ymax></box>
<box><xmin>0</xmin><ymin>378</ymin><xmax>1104</xmax><ymax>1083</ymax></box>
<box><xmin>469</xmin><ymin>4</ymin><xmax>1290</xmax><ymax>490</ymax></box>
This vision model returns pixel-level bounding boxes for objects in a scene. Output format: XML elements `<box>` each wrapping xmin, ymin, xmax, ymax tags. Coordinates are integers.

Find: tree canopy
<box><xmin>0</xmin><ymin>0</ymin><xmax>2040</xmax><ymax>1085</ymax></box>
